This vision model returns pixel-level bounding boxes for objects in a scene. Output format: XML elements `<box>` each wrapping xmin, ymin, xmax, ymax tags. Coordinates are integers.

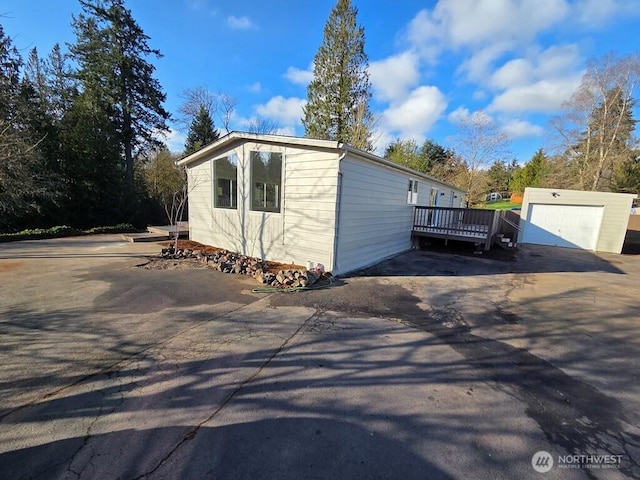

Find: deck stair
<box><xmin>121</xmin><ymin>223</ymin><xmax>189</xmax><ymax>243</ymax></box>
<box><xmin>495</xmin><ymin>233</ymin><xmax>517</xmax><ymax>249</ymax></box>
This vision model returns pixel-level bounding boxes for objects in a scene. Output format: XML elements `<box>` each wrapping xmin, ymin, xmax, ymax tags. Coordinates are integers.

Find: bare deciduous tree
<box><xmin>218</xmin><ymin>92</ymin><xmax>237</xmax><ymax>134</ymax></box>
<box><xmin>551</xmin><ymin>54</ymin><xmax>640</xmax><ymax>191</ymax></box>
<box><xmin>179</xmin><ymin>87</ymin><xmax>238</xmax><ymax>137</ymax></box>
<box><xmin>246</xmin><ymin>117</ymin><xmax>280</xmax><ymax>135</ymax></box>
<box><xmin>177</xmin><ymin>86</ymin><xmax>218</xmax><ymax>128</ymax></box>
<box><xmin>452</xmin><ymin>110</ymin><xmax>510</xmax><ymax>205</ymax></box>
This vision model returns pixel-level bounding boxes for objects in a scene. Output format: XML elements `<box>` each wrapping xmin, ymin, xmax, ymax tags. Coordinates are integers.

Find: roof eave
<box><xmin>341</xmin><ymin>144</ymin><xmax>466</xmax><ymax>193</ymax></box>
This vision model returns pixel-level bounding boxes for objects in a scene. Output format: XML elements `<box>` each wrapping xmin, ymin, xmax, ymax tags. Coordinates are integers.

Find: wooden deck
<box><xmin>121</xmin><ymin>223</ymin><xmax>189</xmax><ymax>243</ymax></box>
<box><xmin>412</xmin><ymin>207</ymin><xmax>498</xmax><ymax>250</ymax></box>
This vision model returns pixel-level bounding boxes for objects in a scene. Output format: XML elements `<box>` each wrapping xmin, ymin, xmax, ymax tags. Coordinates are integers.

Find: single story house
<box><xmin>518</xmin><ymin>187</ymin><xmax>637</xmax><ymax>254</ymax></box>
<box><xmin>177</xmin><ymin>132</ymin><xmax>466</xmax><ymax>275</ymax></box>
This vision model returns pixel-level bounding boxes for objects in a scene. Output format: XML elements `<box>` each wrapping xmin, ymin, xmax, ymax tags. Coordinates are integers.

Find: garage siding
<box><xmin>519</xmin><ymin>188</ymin><xmax>636</xmax><ymax>254</ymax></box>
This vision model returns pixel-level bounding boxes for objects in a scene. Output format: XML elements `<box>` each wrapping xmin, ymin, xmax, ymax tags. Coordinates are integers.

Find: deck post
<box><xmin>484</xmin><ymin>210</ymin><xmax>499</xmax><ymax>250</ymax></box>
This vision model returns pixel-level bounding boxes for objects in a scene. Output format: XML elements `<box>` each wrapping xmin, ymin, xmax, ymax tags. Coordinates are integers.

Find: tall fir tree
<box><xmin>511</xmin><ymin>149</ymin><xmax>549</xmax><ymax>194</ymax></box>
<box><xmin>0</xmin><ymin>28</ymin><xmax>58</xmax><ymax>230</ymax></box>
<box><xmin>184</xmin><ymin>105</ymin><xmax>219</xmax><ymax>155</ymax></box>
<box><xmin>0</xmin><ymin>25</ymin><xmax>23</xmax><ymax>125</ymax></box>
<box><xmin>70</xmin><ymin>0</ymin><xmax>170</xmax><ymax>191</ymax></box>
<box><xmin>302</xmin><ymin>0</ymin><xmax>373</xmax><ymax>150</ymax></box>
<box><xmin>486</xmin><ymin>159</ymin><xmax>519</xmax><ymax>195</ymax></box>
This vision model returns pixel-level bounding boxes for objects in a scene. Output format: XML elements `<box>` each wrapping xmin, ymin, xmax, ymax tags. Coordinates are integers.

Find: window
<box><xmin>251</xmin><ymin>151</ymin><xmax>282</xmax><ymax>213</ymax></box>
<box><xmin>429</xmin><ymin>187</ymin><xmax>439</xmax><ymax>206</ymax></box>
<box><xmin>407</xmin><ymin>179</ymin><xmax>418</xmax><ymax>204</ymax></box>
<box><xmin>214</xmin><ymin>154</ymin><xmax>238</xmax><ymax>209</ymax></box>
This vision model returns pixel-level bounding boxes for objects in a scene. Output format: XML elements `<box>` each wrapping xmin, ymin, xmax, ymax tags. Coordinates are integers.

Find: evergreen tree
<box><xmin>184</xmin><ymin>105</ymin><xmax>219</xmax><ymax>155</ymax></box>
<box><xmin>0</xmin><ymin>29</ymin><xmax>57</xmax><ymax>230</ymax></box>
<box><xmin>0</xmin><ymin>25</ymin><xmax>23</xmax><ymax>125</ymax></box>
<box><xmin>302</xmin><ymin>0</ymin><xmax>373</xmax><ymax>150</ymax></box>
<box><xmin>47</xmin><ymin>43</ymin><xmax>78</xmax><ymax>120</ymax></box>
<box><xmin>58</xmin><ymin>91</ymin><xmax>124</xmax><ymax>227</ymax></box>
<box><xmin>420</xmin><ymin>139</ymin><xmax>453</xmax><ymax>173</ymax></box>
<box><xmin>612</xmin><ymin>150</ymin><xmax>640</xmax><ymax>195</ymax></box>
<box><xmin>384</xmin><ymin>138</ymin><xmax>454</xmax><ymax>174</ymax></box>
<box><xmin>511</xmin><ymin>149</ymin><xmax>549</xmax><ymax>194</ymax></box>
<box><xmin>70</xmin><ymin>0</ymin><xmax>170</xmax><ymax>191</ymax></box>
<box><xmin>384</xmin><ymin>139</ymin><xmax>424</xmax><ymax>172</ymax></box>
<box><xmin>486</xmin><ymin>159</ymin><xmax>519</xmax><ymax>194</ymax></box>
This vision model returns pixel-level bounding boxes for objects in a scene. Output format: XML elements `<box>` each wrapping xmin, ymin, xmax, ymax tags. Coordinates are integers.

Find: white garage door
<box><xmin>522</xmin><ymin>204</ymin><xmax>604</xmax><ymax>250</ymax></box>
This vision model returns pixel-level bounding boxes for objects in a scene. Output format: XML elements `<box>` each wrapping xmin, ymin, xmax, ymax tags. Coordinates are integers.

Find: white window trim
<box><xmin>212</xmin><ymin>152</ymin><xmax>239</xmax><ymax>210</ymax></box>
<box><xmin>249</xmin><ymin>148</ymin><xmax>285</xmax><ymax>215</ymax></box>
<box><xmin>407</xmin><ymin>178</ymin><xmax>419</xmax><ymax>205</ymax></box>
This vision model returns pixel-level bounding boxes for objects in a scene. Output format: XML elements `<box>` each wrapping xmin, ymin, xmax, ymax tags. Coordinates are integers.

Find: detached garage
<box><xmin>519</xmin><ymin>188</ymin><xmax>637</xmax><ymax>254</ymax></box>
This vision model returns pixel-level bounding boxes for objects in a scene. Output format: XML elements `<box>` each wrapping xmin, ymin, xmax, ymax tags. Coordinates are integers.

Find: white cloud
<box><xmin>500</xmin><ymin>119</ymin><xmax>544</xmax><ymax>138</ymax></box>
<box><xmin>371</xmin><ymin>129</ymin><xmax>395</xmax><ymax>157</ymax></box>
<box><xmin>447</xmin><ymin>106</ymin><xmax>472</xmax><ymax>124</ymax></box>
<box><xmin>247</xmin><ymin>82</ymin><xmax>262</xmax><ymax>93</ymax></box>
<box><xmin>380</xmin><ymin>86</ymin><xmax>447</xmax><ymax>140</ymax></box>
<box><xmin>486</xmin><ymin>44</ymin><xmax>583</xmax><ymax>113</ymax></box>
<box><xmin>163</xmin><ymin>128</ymin><xmax>187</xmax><ymax>154</ymax></box>
<box><xmin>284</xmin><ymin>64</ymin><xmax>314</xmax><ymax>85</ymax></box>
<box><xmin>405</xmin><ymin>10</ymin><xmax>441</xmax><ymax>62</ymax></box>
<box><xmin>473</xmin><ymin>90</ymin><xmax>488</xmax><ymax>101</ymax></box>
<box><xmin>490</xmin><ymin>58</ymin><xmax>535</xmax><ymax>90</ymax></box>
<box><xmin>406</xmin><ymin>1</ymin><xmax>569</xmax><ymax>63</ymax></box>
<box><xmin>369</xmin><ymin>51</ymin><xmax>421</xmax><ymax>102</ymax></box>
<box><xmin>574</xmin><ymin>0</ymin><xmax>640</xmax><ymax>27</ymax></box>
<box><xmin>489</xmin><ymin>75</ymin><xmax>582</xmax><ymax>113</ymax></box>
<box><xmin>254</xmin><ymin>96</ymin><xmax>307</xmax><ymax>126</ymax></box>
<box><xmin>439</xmin><ymin>0</ymin><xmax>568</xmax><ymax>48</ymax></box>
<box><xmin>227</xmin><ymin>15</ymin><xmax>254</xmax><ymax>30</ymax></box>
<box><xmin>404</xmin><ymin>1</ymin><xmax>575</xmax><ymax>83</ymax></box>
<box><xmin>274</xmin><ymin>126</ymin><xmax>297</xmax><ymax>137</ymax></box>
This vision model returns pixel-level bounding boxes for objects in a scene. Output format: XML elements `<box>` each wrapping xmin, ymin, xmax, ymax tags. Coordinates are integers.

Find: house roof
<box><xmin>177</xmin><ymin>131</ymin><xmax>466</xmax><ymax>193</ymax></box>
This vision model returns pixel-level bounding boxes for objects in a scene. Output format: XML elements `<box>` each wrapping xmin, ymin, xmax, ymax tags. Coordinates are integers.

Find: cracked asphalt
<box><xmin>1</xmin><ymin>235</ymin><xmax>639</xmax><ymax>479</ymax></box>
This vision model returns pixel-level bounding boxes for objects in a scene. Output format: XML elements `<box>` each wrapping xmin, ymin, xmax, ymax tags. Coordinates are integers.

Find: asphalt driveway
<box><xmin>0</xmin><ymin>235</ymin><xmax>639</xmax><ymax>479</ymax></box>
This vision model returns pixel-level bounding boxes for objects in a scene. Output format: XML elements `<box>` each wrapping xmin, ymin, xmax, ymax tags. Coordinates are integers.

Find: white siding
<box><xmin>519</xmin><ymin>188</ymin><xmax>636</xmax><ymax>254</ymax></box>
<box><xmin>187</xmin><ymin>141</ymin><xmax>339</xmax><ymax>268</ymax></box>
<box><xmin>333</xmin><ymin>154</ymin><xmax>462</xmax><ymax>275</ymax></box>
<box><xmin>186</xmin><ymin>133</ymin><xmax>466</xmax><ymax>275</ymax></box>
<box><xmin>187</xmin><ymin>158</ymin><xmax>213</xmax><ymax>243</ymax></box>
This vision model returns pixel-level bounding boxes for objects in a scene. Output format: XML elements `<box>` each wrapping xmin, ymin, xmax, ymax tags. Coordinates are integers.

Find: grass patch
<box><xmin>0</xmin><ymin>223</ymin><xmax>143</xmax><ymax>242</ymax></box>
<box><xmin>481</xmin><ymin>201</ymin><xmax>522</xmax><ymax>210</ymax></box>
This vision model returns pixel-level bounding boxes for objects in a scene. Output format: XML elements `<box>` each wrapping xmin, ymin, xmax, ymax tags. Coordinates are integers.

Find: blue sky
<box><xmin>2</xmin><ymin>0</ymin><xmax>639</xmax><ymax>162</ymax></box>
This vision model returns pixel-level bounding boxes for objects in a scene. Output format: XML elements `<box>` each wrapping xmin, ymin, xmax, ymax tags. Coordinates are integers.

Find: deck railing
<box><xmin>496</xmin><ymin>210</ymin><xmax>521</xmax><ymax>243</ymax></box>
<box><xmin>412</xmin><ymin>206</ymin><xmax>498</xmax><ymax>250</ymax></box>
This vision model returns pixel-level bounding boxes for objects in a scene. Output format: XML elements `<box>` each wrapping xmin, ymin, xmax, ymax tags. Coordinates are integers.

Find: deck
<box><xmin>121</xmin><ymin>223</ymin><xmax>189</xmax><ymax>243</ymax></box>
<box><xmin>412</xmin><ymin>207</ymin><xmax>501</xmax><ymax>250</ymax></box>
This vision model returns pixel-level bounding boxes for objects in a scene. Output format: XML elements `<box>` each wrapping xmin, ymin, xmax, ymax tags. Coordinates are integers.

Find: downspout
<box><xmin>332</xmin><ymin>149</ymin><xmax>347</xmax><ymax>273</ymax></box>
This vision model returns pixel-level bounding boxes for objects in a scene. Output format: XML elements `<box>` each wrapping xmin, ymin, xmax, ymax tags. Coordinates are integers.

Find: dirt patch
<box><xmin>0</xmin><ymin>261</ymin><xmax>24</xmax><ymax>272</ymax></box>
<box><xmin>158</xmin><ymin>240</ymin><xmax>303</xmax><ymax>274</ymax></box>
<box><xmin>141</xmin><ymin>258</ymin><xmax>208</xmax><ymax>270</ymax></box>
<box><xmin>161</xmin><ymin>240</ymin><xmax>222</xmax><ymax>255</ymax></box>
